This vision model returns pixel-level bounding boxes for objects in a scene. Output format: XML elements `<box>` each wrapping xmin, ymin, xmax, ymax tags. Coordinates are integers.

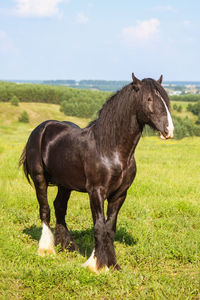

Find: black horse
<box><xmin>19</xmin><ymin>73</ymin><xmax>174</xmax><ymax>273</ymax></box>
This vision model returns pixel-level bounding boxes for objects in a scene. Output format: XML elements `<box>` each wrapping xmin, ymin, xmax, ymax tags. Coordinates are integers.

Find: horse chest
<box><xmin>85</xmin><ymin>153</ymin><xmax>125</xmax><ymax>193</ymax></box>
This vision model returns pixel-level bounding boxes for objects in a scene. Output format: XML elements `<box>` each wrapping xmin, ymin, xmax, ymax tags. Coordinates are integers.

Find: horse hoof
<box><xmin>38</xmin><ymin>247</ymin><xmax>56</xmax><ymax>257</ymax></box>
<box><xmin>113</xmin><ymin>263</ymin><xmax>121</xmax><ymax>271</ymax></box>
<box><xmin>82</xmin><ymin>250</ymin><xmax>109</xmax><ymax>274</ymax></box>
<box><xmin>82</xmin><ymin>263</ymin><xmax>109</xmax><ymax>274</ymax></box>
<box><xmin>66</xmin><ymin>241</ymin><xmax>80</xmax><ymax>253</ymax></box>
<box><xmin>38</xmin><ymin>223</ymin><xmax>55</xmax><ymax>256</ymax></box>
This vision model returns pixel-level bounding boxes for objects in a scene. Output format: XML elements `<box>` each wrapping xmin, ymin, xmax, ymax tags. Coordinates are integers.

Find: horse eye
<box><xmin>148</xmin><ymin>98</ymin><xmax>152</xmax><ymax>102</ymax></box>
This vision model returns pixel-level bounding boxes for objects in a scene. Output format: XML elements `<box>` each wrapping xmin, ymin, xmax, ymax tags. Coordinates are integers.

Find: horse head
<box><xmin>132</xmin><ymin>73</ymin><xmax>174</xmax><ymax>139</ymax></box>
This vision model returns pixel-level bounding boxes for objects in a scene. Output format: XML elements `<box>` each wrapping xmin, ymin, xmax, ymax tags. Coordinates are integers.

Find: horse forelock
<box><xmin>142</xmin><ymin>78</ymin><xmax>170</xmax><ymax>109</ymax></box>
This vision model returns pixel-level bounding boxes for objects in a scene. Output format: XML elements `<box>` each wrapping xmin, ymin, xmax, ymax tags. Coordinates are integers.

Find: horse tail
<box><xmin>19</xmin><ymin>121</ymin><xmax>52</xmax><ymax>186</ymax></box>
<box><xmin>19</xmin><ymin>144</ymin><xmax>32</xmax><ymax>185</ymax></box>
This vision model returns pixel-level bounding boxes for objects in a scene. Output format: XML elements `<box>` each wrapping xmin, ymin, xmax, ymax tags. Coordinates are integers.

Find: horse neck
<box><xmin>117</xmin><ymin>115</ymin><xmax>143</xmax><ymax>161</ymax></box>
<box><xmin>92</xmin><ymin>86</ymin><xmax>143</xmax><ymax>160</ymax></box>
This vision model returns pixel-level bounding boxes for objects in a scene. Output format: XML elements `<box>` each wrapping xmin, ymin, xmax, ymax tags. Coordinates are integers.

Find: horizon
<box><xmin>2</xmin><ymin>78</ymin><xmax>200</xmax><ymax>83</ymax></box>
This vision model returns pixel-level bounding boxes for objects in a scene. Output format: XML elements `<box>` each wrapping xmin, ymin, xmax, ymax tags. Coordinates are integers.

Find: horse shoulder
<box><xmin>122</xmin><ymin>155</ymin><xmax>137</xmax><ymax>188</ymax></box>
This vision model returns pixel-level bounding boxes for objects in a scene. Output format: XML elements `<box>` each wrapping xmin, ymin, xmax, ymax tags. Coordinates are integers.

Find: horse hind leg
<box><xmin>33</xmin><ymin>173</ymin><xmax>55</xmax><ymax>256</ymax></box>
<box><xmin>54</xmin><ymin>186</ymin><xmax>79</xmax><ymax>252</ymax></box>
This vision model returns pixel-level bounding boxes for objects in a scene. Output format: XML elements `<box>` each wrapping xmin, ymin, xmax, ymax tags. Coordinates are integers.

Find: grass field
<box><xmin>0</xmin><ymin>103</ymin><xmax>200</xmax><ymax>299</ymax></box>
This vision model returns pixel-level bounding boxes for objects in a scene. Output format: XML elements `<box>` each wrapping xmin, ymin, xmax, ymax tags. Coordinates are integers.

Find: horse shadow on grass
<box><xmin>23</xmin><ymin>225</ymin><xmax>138</xmax><ymax>257</ymax></box>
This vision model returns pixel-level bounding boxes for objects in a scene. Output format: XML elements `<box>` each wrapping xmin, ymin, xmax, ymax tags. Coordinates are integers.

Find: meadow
<box><xmin>0</xmin><ymin>103</ymin><xmax>200</xmax><ymax>299</ymax></box>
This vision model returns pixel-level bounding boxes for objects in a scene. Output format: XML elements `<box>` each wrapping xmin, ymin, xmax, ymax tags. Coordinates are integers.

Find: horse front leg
<box><xmin>106</xmin><ymin>192</ymin><xmax>127</xmax><ymax>269</ymax></box>
<box><xmin>83</xmin><ymin>188</ymin><xmax>109</xmax><ymax>273</ymax></box>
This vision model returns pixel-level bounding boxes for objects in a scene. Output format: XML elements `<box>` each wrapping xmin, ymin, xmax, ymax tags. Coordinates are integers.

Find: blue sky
<box><xmin>0</xmin><ymin>0</ymin><xmax>200</xmax><ymax>81</ymax></box>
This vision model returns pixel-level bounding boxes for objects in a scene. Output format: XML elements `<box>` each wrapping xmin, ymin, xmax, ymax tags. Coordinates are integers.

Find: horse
<box><xmin>19</xmin><ymin>73</ymin><xmax>174</xmax><ymax>273</ymax></box>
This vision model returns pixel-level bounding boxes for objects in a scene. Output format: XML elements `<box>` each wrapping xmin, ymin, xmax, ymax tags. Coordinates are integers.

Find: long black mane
<box><xmin>90</xmin><ymin>83</ymin><xmax>136</xmax><ymax>151</ymax></box>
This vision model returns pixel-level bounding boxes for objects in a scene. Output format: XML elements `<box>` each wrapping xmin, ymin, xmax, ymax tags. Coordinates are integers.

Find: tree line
<box><xmin>170</xmin><ymin>94</ymin><xmax>200</xmax><ymax>102</ymax></box>
<box><xmin>0</xmin><ymin>81</ymin><xmax>110</xmax><ymax>108</ymax></box>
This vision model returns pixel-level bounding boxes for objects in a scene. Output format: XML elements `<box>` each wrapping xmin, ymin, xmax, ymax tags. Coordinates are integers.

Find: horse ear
<box><xmin>132</xmin><ymin>73</ymin><xmax>142</xmax><ymax>88</ymax></box>
<box><xmin>157</xmin><ymin>75</ymin><xmax>163</xmax><ymax>84</ymax></box>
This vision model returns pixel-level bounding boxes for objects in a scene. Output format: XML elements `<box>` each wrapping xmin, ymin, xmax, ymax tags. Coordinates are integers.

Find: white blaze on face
<box><xmin>38</xmin><ymin>223</ymin><xmax>55</xmax><ymax>256</ymax></box>
<box><xmin>155</xmin><ymin>91</ymin><xmax>174</xmax><ymax>139</ymax></box>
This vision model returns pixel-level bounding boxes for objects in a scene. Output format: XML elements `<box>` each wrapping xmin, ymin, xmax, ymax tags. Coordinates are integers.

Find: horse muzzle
<box><xmin>160</xmin><ymin>126</ymin><xmax>174</xmax><ymax>140</ymax></box>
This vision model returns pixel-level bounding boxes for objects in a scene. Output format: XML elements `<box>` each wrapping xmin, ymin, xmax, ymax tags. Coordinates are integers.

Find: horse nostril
<box><xmin>164</xmin><ymin>128</ymin><xmax>169</xmax><ymax>135</ymax></box>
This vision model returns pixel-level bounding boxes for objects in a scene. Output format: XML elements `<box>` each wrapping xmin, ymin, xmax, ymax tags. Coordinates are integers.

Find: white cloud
<box><xmin>122</xmin><ymin>18</ymin><xmax>160</xmax><ymax>44</ymax></box>
<box><xmin>76</xmin><ymin>12</ymin><xmax>89</xmax><ymax>24</ymax></box>
<box><xmin>13</xmin><ymin>0</ymin><xmax>67</xmax><ymax>18</ymax></box>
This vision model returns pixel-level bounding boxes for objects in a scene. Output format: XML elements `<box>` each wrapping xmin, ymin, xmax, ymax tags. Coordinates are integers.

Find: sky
<box><xmin>0</xmin><ymin>0</ymin><xmax>200</xmax><ymax>81</ymax></box>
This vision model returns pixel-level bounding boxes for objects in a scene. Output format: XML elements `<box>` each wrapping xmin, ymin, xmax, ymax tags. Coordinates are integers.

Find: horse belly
<box><xmin>44</xmin><ymin>151</ymin><xmax>87</xmax><ymax>192</ymax></box>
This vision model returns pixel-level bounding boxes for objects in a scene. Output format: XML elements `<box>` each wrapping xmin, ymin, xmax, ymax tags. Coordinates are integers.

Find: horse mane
<box><xmin>89</xmin><ymin>83</ymin><xmax>137</xmax><ymax>151</ymax></box>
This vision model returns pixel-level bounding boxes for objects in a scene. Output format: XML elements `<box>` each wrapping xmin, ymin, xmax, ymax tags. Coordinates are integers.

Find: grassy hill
<box><xmin>0</xmin><ymin>102</ymin><xmax>200</xmax><ymax>298</ymax></box>
<box><xmin>0</xmin><ymin>102</ymin><xmax>89</xmax><ymax>128</ymax></box>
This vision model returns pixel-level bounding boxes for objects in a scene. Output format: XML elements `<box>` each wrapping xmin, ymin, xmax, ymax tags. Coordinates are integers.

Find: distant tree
<box><xmin>187</xmin><ymin>104</ymin><xmax>193</xmax><ymax>112</ymax></box>
<box><xmin>172</xmin><ymin>115</ymin><xmax>198</xmax><ymax>139</ymax></box>
<box><xmin>195</xmin><ymin>114</ymin><xmax>200</xmax><ymax>125</ymax></box>
<box><xmin>18</xmin><ymin>111</ymin><xmax>29</xmax><ymax>123</ymax></box>
<box><xmin>173</xmin><ymin>104</ymin><xmax>182</xmax><ymax>112</ymax></box>
<box><xmin>186</xmin><ymin>101</ymin><xmax>200</xmax><ymax>116</ymax></box>
<box><xmin>177</xmin><ymin>105</ymin><xmax>182</xmax><ymax>112</ymax></box>
<box><xmin>10</xmin><ymin>95</ymin><xmax>19</xmax><ymax>106</ymax></box>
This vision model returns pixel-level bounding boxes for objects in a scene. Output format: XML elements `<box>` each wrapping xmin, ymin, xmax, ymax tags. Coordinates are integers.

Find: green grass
<box><xmin>1</xmin><ymin>103</ymin><xmax>200</xmax><ymax>299</ymax></box>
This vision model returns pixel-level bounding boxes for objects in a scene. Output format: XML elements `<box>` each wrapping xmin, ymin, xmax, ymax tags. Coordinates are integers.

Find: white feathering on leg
<box><xmin>38</xmin><ymin>223</ymin><xmax>56</xmax><ymax>256</ymax></box>
<box><xmin>82</xmin><ymin>249</ymin><xmax>109</xmax><ymax>274</ymax></box>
